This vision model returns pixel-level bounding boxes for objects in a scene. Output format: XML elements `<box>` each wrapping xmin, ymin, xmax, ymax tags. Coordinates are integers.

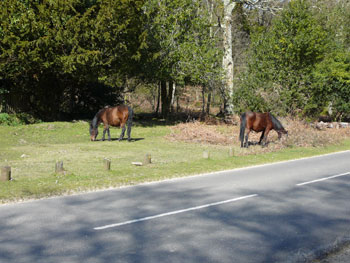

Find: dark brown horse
<box><xmin>239</xmin><ymin>111</ymin><xmax>288</xmax><ymax>148</ymax></box>
<box><xmin>90</xmin><ymin>105</ymin><xmax>133</xmax><ymax>141</ymax></box>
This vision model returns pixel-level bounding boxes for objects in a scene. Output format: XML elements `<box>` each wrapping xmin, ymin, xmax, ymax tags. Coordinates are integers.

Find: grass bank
<box><xmin>0</xmin><ymin>120</ymin><xmax>349</xmax><ymax>203</ymax></box>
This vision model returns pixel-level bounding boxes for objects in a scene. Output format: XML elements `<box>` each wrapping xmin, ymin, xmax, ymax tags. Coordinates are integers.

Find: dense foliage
<box><xmin>0</xmin><ymin>0</ymin><xmax>145</xmax><ymax>120</ymax></box>
<box><xmin>234</xmin><ymin>0</ymin><xmax>350</xmax><ymax>120</ymax></box>
<box><xmin>309</xmin><ymin>52</ymin><xmax>350</xmax><ymax>120</ymax></box>
<box><xmin>0</xmin><ymin>0</ymin><xmax>349</xmax><ymax>121</ymax></box>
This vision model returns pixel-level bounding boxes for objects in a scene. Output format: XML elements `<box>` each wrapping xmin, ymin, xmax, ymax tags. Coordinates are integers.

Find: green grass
<box><xmin>1</xmin><ymin>121</ymin><xmax>349</xmax><ymax>203</ymax></box>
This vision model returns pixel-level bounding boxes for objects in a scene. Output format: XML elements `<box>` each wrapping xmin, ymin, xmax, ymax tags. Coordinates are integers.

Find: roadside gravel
<box><xmin>311</xmin><ymin>242</ymin><xmax>350</xmax><ymax>263</ymax></box>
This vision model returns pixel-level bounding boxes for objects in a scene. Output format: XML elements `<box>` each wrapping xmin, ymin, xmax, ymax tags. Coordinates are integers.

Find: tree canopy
<box><xmin>1</xmin><ymin>0</ymin><xmax>349</xmax><ymax>121</ymax></box>
<box><xmin>233</xmin><ymin>0</ymin><xmax>350</xmax><ymax>120</ymax></box>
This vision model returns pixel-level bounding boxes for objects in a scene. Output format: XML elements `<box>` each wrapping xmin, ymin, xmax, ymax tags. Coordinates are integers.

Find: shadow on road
<box><xmin>0</xmin><ymin>175</ymin><xmax>349</xmax><ymax>263</ymax></box>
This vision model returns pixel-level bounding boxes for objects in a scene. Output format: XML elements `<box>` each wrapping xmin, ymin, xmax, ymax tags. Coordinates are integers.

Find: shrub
<box><xmin>308</xmin><ymin>51</ymin><xmax>350</xmax><ymax>121</ymax></box>
<box><xmin>0</xmin><ymin>113</ymin><xmax>41</xmax><ymax>126</ymax></box>
<box><xmin>0</xmin><ymin>113</ymin><xmax>20</xmax><ymax>125</ymax></box>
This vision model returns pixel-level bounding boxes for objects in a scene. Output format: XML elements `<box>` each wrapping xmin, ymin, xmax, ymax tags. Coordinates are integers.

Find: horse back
<box><xmin>102</xmin><ymin>105</ymin><xmax>129</xmax><ymax>127</ymax></box>
<box><xmin>246</xmin><ymin>112</ymin><xmax>273</xmax><ymax>132</ymax></box>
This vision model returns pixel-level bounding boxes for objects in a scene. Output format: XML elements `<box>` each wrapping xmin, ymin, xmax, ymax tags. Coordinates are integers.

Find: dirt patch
<box><xmin>166</xmin><ymin>118</ymin><xmax>350</xmax><ymax>155</ymax></box>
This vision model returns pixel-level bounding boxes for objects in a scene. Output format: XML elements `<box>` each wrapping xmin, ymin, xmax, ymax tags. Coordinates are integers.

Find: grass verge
<box><xmin>0</xmin><ymin>120</ymin><xmax>349</xmax><ymax>204</ymax></box>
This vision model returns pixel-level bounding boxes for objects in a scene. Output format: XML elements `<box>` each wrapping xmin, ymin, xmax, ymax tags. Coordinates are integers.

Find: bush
<box><xmin>0</xmin><ymin>113</ymin><xmax>19</xmax><ymax>125</ymax></box>
<box><xmin>308</xmin><ymin>51</ymin><xmax>350</xmax><ymax>121</ymax></box>
<box><xmin>245</xmin><ymin>0</ymin><xmax>328</xmax><ymax>115</ymax></box>
<box><xmin>232</xmin><ymin>78</ymin><xmax>269</xmax><ymax>114</ymax></box>
<box><xmin>16</xmin><ymin>113</ymin><xmax>41</xmax><ymax>124</ymax></box>
<box><xmin>0</xmin><ymin>113</ymin><xmax>41</xmax><ymax>126</ymax></box>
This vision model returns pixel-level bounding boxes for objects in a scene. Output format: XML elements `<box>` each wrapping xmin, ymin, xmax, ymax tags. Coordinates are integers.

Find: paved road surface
<box><xmin>1</xmin><ymin>151</ymin><xmax>349</xmax><ymax>263</ymax></box>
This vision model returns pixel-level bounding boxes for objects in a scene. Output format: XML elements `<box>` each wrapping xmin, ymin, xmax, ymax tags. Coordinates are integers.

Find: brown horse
<box><xmin>90</xmin><ymin>105</ymin><xmax>133</xmax><ymax>141</ymax></box>
<box><xmin>239</xmin><ymin>111</ymin><xmax>288</xmax><ymax>148</ymax></box>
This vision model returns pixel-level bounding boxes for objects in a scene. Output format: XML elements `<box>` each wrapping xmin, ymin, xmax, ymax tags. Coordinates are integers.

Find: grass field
<box><xmin>1</xmin><ymin>118</ymin><xmax>350</xmax><ymax>204</ymax></box>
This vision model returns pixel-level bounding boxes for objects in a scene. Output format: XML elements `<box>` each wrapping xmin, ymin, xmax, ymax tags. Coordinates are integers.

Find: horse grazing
<box><xmin>239</xmin><ymin>111</ymin><xmax>288</xmax><ymax>148</ymax></box>
<box><xmin>90</xmin><ymin>105</ymin><xmax>133</xmax><ymax>142</ymax></box>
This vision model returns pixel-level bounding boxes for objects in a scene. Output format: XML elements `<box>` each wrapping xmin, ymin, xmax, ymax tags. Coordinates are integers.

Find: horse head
<box><xmin>89</xmin><ymin>123</ymin><xmax>98</xmax><ymax>141</ymax></box>
<box><xmin>278</xmin><ymin>128</ymin><xmax>288</xmax><ymax>140</ymax></box>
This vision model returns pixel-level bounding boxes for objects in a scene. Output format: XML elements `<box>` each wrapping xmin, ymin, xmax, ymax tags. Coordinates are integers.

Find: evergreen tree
<box><xmin>239</xmin><ymin>0</ymin><xmax>329</xmax><ymax>115</ymax></box>
<box><xmin>0</xmin><ymin>0</ymin><xmax>145</xmax><ymax>119</ymax></box>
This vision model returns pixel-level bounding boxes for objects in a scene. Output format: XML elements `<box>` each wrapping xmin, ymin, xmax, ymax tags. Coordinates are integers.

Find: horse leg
<box><xmin>262</xmin><ymin>128</ymin><xmax>271</xmax><ymax>147</ymax></box>
<box><xmin>107</xmin><ymin>127</ymin><xmax>111</xmax><ymax>141</ymax></box>
<box><xmin>102</xmin><ymin>125</ymin><xmax>108</xmax><ymax>141</ymax></box>
<box><xmin>127</xmin><ymin>122</ymin><xmax>132</xmax><ymax>141</ymax></box>
<box><xmin>126</xmin><ymin>107</ymin><xmax>133</xmax><ymax>142</ymax></box>
<box><xmin>118</xmin><ymin>123</ymin><xmax>126</xmax><ymax>141</ymax></box>
<box><xmin>244</xmin><ymin>130</ymin><xmax>251</xmax><ymax>148</ymax></box>
<box><xmin>259</xmin><ymin>130</ymin><xmax>265</xmax><ymax>145</ymax></box>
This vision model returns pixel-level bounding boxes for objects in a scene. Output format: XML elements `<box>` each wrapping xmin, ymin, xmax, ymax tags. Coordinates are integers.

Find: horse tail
<box><xmin>239</xmin><ymin>112</ymin><xmax>246</xmax><ymax>145</ymax></box>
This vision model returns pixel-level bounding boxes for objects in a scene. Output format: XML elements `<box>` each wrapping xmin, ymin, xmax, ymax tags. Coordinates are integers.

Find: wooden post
<box><xmin>104</xmin><ymin>158</ymin><xmax>111</xmax><ymax>170</ymax></box>
<box><xmin>1</xmin><ymin>166</ymin><xmax>11</xmax><ymax>181</ymax></box>
<box><xmin>144</xmin><ymin>154</ymin><xmax>152</xmax><ymax>165</ymax></box>
<box><xmin>229</xmin><ymin>147</ymin><xmax>234</xmax><ymax>157</ymax></box>
<box><xmin>55</xmin><ymin>161</ymin><xmax>64</xmax><ymax>173</ymax></box>
<box><xmin>203</xmin><ymin>150</ymin><xmax>210</xmax><ymax>159</ymax></box>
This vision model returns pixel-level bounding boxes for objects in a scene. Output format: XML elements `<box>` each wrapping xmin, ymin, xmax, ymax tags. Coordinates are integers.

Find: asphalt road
<box><xmin>1</xmin><ymin>151</ymin><xmax>349</xmax><ymax>263</ymax></box>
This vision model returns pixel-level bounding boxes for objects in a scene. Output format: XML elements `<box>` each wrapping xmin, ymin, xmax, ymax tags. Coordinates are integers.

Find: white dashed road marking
<box><xmin>296</xmin><ymin>172</ymin><xmax>350</xmax><ymax>186</ymax></box>
<box><xmin>94</xmin><ymin>194</ymin><xmax>258</xmax><ymax>230</ymax></box>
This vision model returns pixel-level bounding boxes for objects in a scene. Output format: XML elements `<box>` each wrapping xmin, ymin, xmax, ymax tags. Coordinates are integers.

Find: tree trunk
<box><xmin>201</xmin><ymin>86</ymin><xmax>206</xmax><ymax>116</ymax></box>
<box><xmin>160</xmin><ymin>81</ymin><xmax>174</xmax><ymax>118</ymax></box>
<box><xmin>155</xmin><ymin>82</ymin><xmax>161</xmax><ymax>116</ymax></box>
<box><xmin>170</xmin><ymin>82</ymin><xmax>176</xmax><ymax>113</ymax></box>
<box><xmin>222</xmin><ymin>0</ymin><xmax>236</xmax><ymax>116</ymax></box>
<box><xmin>176</xmin><ymin>96</ymin><xmax>180</xmax><ymax>113</ymax></box>
<box><xmin>168</xmin><ymin>81</ymin><xmax>174</xmax><ymax>113</ymax></box>
<box><xmin>206</xmin><ymin>92</ymin><xmax>212</xmax><ymax>115</ymax></box>
<box><xmin>160</xmin><ymin>81</ymin><xmax>168</xmax><ymax>118</ymax></box>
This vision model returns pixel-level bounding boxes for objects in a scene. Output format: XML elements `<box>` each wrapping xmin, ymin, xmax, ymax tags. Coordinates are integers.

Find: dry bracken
<box><xmin>166</xmin><ymin>118</ymin><xmax>350</xmax><ymax>156</ymax></box>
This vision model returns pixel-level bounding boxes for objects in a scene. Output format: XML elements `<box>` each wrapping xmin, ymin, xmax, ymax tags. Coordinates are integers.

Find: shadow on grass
<box><xmin>82</xmin><ymin>110</ymin><xmax>219</xmax><ymax>128</ymax></box>
<box><xmin>133</xmin><ymin>111</ymin><xmax>204</xmax><ymax>127</ymax></box>
<box><xmin>92</xmin><ymin>138</ymin><xmax>145</xmax><ymax>142</ymax></box>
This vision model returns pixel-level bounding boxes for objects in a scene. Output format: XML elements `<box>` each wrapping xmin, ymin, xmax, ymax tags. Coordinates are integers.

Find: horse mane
<box><xmin>91</xmin><ymin>108</ymin><xmax>106</xmax><ymax>128</ymax></box>
<box><xmin>269</xmin><ymin>113</ymin><xmax>285</xmax><ymax>131</ymax></box>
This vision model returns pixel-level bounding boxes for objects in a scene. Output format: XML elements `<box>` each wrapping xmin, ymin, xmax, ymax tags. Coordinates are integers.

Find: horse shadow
<box><xmin>94</xmin><ymin>138</ymin><xmax>145</xmax><ymax>142</ymax></box>
<box><xmin>247</xmin><ymin>141</ymin><xmax>271</xmax><ymax>147</ymax></box>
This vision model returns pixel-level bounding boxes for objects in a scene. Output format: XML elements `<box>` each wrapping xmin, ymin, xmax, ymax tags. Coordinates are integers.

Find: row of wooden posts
<box><xmin>54</xmin><ymin>153</ymin><xmax>153</xmax><ymax>174</ymax></box>
<box><xmin>54</xmin><ymin>158</ymin><xmax>118</xmax><ymax>173</ymax></box>
<box><xmin>203</xmin><ymin>148</ymin><xmax>235</xmax><ymax>159</ymax></box>
<box><xmin>0</xmin><ymin>154</ymin><xmax>154</xmax><ymax>181</ymax></box>
<box><xmin>1</xmin><ymin>148</ymin><xmax>235</xmax><ymax>182</ymax></box>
